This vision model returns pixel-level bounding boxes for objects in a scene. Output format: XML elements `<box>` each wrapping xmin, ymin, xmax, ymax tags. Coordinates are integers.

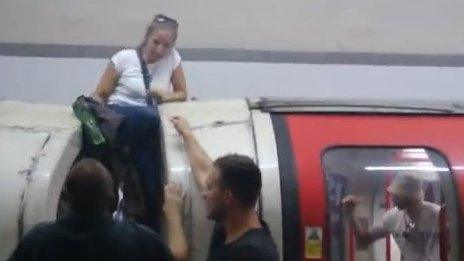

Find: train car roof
<box><xmin>0</xmin><ymin>100</ymin><xmax>81</xmax><ymax>260</ymax></box>
<box><xmin>251</xmin><ymin>98</ymin><xmax>464</xmax><ymax>115</ymax></box>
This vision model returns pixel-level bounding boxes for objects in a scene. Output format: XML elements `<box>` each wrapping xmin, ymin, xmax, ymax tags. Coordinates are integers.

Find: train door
<box><xmin>323</xmin><ymin>147</ymin><xmax>455</xmax><ymax>261</ymax></box>
<box><xmin>272</xmin><ymin>114</ymin><xmax>464</xmax><ymax>261</ymax></box>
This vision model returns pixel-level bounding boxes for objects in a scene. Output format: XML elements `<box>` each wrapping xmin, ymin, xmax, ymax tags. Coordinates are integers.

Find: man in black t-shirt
<box><xmin>9</xmin><ymin>158</ymin><xmax>174</xmax><ymax>261</ymax></box>
<box><xmin>167</xmin><ymin>116</ymin><xmax>279</xmax><ymax>261</ymax></box>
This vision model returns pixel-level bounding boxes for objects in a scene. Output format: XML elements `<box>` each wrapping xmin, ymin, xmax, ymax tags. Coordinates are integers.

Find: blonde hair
<box><xmin>140</xmin><ymin>14</ymin><xmax>179</xmax><ymax>49</ymax></box>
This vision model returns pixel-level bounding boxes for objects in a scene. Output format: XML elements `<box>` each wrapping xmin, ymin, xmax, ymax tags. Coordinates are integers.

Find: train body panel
<box><xmin>0</xmin><ymin>101</ymin><xmax>81</xmax><ymax>261</ymax></box>
<box><xmin>1</xmin><ymin>99</ymin><xmax>464</xmax><ymax>261</ymax></box>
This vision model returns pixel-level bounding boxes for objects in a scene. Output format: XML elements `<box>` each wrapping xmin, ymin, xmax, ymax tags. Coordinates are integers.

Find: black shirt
<box><xmin>207</xmin><ymin>221</ymin><xmax>279</xmax><ymax>261</ymax></box>
<box><xmin>9</xmin><ymin>214</ymin><xmax>173</xmax><ymax>261</ymax></box>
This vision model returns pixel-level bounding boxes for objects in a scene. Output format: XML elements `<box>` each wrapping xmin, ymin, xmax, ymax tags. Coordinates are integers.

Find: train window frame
<box><xmin>321</xmin><ymin>146</ymin><xmax>462</xmax><ymax>261</ymax></box>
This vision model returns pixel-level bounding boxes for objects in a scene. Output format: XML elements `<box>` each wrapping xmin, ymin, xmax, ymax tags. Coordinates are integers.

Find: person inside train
<box><xmin>8</xmin><ymin>158</ymin><xmax>174</xmax><ymax>261</ymax></box>
<box><xmin>342</xmin><ymin>173</ymin><xmax>441</xmax><ymax>261</ymax></box>
<box><xmin>164</xmin><ymin>116</ymin><xmax>279</xmax><ymax>261</ymax></box>
<box><xmin>92</xmin><ymin>14</ymin><xmax>187</xmax><ymax>231</ymax></box>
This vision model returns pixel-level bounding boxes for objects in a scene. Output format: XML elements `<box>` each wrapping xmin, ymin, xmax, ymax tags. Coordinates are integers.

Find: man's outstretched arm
<box><xmin>342</xmin><ymin>195</ymin><xmax>389</xmax><ymax>246</ymax></box>
<box><xmin>170</xmin><ymin>116</ymin><xmax>213</xmax><ymax>192</ymax></box>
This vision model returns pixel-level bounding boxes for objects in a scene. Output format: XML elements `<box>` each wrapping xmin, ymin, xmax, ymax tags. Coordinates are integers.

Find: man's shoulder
<box><xmin>24</xmin><ymin>221</ymin><xmax>59</xmax><ymax>238</ymax></box>
<box><xmin>113</xmin><ymin>221</ymin><xmax>173</xmax><ymax>260</ymax></box>
<box><xmin>230</xmin><ymin>243</ymin><xmax>279</xmax><ymax>261</ymax></box>
<box><xmin>422</xmin><ymin>201</ymin><xmax>441</xmax><ymax>213</ymax></box>
<box><xmin>421</xmin><ymin>201</ymin><xmax>441</xmax><ymax>221</ymax></box>
<box><xmin>232</xmin><ymin>228</ymin><xmax>279</xmax><ymax>260</ymax></box>
<box><xmin>16</xmin><ymin>221</ymin><xmax>61</xmax><ymax>249</ymax></box>
<box><xmin>241</xmin><ymin>226</ymin><xmax>276</xmax><ymax>243</ymax></box>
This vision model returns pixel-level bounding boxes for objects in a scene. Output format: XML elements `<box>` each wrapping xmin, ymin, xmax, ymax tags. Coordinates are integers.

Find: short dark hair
<box><xmin>64</xmin><ymin>158</ymin><xmax>114</xmax><ymax>214</ymax></box>
<box><xmin>214</xmin><ymin>154</ymin><xmax>262</xmax><ymax>208</ymax></box>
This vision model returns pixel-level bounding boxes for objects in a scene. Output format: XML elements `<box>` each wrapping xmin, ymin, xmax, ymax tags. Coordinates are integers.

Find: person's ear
<box><xmin>223</xmin><ymin>189</ymin><xmax>234</xmax><ymax>205</ymax></box>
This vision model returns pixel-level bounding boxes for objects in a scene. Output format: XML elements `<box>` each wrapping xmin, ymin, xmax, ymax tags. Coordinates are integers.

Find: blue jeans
<box><xmin>108</xmin><ymin>104</ymin><xmax>162</xmax><ymax>231</ymax></box>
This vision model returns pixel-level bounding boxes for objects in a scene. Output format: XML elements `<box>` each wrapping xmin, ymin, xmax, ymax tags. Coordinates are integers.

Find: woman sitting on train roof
<box><xmin>93</xmin><ymin>14</ymin><xmax>187</xmax><ymax>105</ymax></box>
<box><xmin>92</xmin><ymin>14</ymin><xmax>187</xmax><ymax>231</ymax></box>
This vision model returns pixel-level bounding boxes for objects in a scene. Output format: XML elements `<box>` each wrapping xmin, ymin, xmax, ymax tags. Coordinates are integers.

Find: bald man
<box><xmin>9</xmin><ymin>158</ymin><xmax>173</xmax><ymax>261</ymax></box>
<box><xmin>343</xmin><ymin>174</ymin><xmax>441</xmax><ymax>261</ymax></box>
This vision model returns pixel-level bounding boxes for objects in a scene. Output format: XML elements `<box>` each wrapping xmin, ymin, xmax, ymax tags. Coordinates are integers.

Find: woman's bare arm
<box><xmin>152</xmin><ymin>64</ymin><xmax>187</xmax><ymax>103</ymax></box>
<box><xmin>92</xmin><ymin>62</ymin><xmax>119</xmax><ymax>103</ymax></box>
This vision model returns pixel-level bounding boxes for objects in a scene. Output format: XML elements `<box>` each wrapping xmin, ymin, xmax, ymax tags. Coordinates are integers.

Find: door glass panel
<box><xmin>323</xmin><ymin>147</ymin><xmax>459</xmax><ymax>261</ymax></box>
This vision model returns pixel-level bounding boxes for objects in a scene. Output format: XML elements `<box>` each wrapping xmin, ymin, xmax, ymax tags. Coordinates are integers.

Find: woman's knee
<box><xmin>136</xmin><ymin>108</ymin><xmax>160</xmax><ymax>130</ymax></box>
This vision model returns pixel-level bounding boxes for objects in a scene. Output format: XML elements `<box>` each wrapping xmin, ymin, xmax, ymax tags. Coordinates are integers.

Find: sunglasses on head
<box><xmin>154</xmin><ymin>15</ymin><xmax>178</xmax><ymax>25</ymax></box>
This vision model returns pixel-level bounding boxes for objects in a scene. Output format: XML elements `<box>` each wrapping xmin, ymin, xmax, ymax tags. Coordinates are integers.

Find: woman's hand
<box><xmin>150</xmin><ymin>88</ymin><xmax>187</xmax><ymax>103</ymax></box>
<box><xmin>150</xmin><ymin>89</ymin><xmax>169</xmax><ymax>103</ymax></box>
<box><xmin>151</xmin><ymin>63</ymin><xmax>188</xmax><ymax>103</ymax></box>
<box><xmin>342</xmin><ymin>195</ymin><xmax>362</xmax><ymax>218</ymax></box>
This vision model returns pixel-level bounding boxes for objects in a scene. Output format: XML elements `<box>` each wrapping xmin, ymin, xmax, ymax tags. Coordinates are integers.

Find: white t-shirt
<box><xmin>107</xmin><ymin>48</ymin><xmax>181</xmax><ymax>106</ymax></box>
<box><xmin>382</xmin><ymin>201</ymin><xmax>441</xmax><ymax>261</ymax></box>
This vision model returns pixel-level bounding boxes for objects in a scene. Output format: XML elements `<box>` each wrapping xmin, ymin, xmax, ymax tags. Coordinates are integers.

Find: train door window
<box><xmin>322</xmin><ymin>147</ymin><xmax>460</xmax><ymax>261</ymax></box>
